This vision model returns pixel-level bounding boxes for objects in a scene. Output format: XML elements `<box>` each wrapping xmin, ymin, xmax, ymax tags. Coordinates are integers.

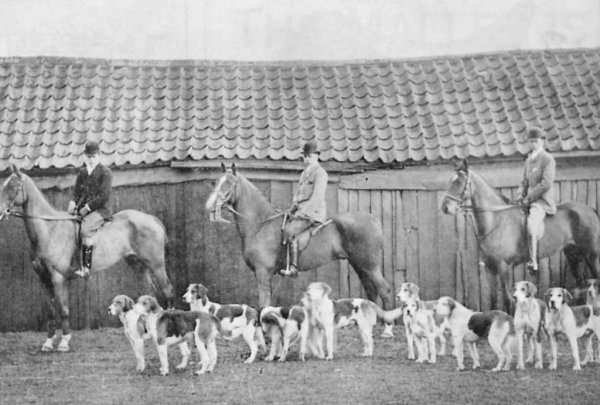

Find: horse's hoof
<box><xmin>380</xmin><ymin>331</ymin><xmax>393</xmax><ymax>339</ymax></box>
<box><xmin>40</xmin><ymin>344</ymin><xmax>54</xmax><ymax>352</ymax></box>
<box><xmin>56</xmin><ymin>345</ymin><xmax>70</xmax><ymax>352</ymax></box>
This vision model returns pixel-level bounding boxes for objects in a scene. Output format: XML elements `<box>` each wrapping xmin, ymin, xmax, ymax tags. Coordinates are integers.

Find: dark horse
<box><xmin>0</xmin><ymin>164</ymin><xmax>175</xmax><ymax>351</ymax></box>
<box><xmin>441</xmin><ymin>160</ymin><xmax>600</xmax><ymax>311</ymax></box>
<box><xmin>205</xmin><ymin>164</ymin><xmax>395</xmax><ymax>335</ymax></box>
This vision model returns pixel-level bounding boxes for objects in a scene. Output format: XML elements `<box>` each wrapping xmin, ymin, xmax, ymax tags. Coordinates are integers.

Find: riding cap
<box><xmin>84</xmin><ymin>141</ymin><xmax>100</xmax><ymax>156</ymax></box>
<box><xmin>302</xmin><ymin>140</ymin><xmax>319</xmax><ymax>157</ymax></box>
<box><xmin>526</xmin><ymin>127</ymin><xmax>545</xmax><ymax>140</ymax></box>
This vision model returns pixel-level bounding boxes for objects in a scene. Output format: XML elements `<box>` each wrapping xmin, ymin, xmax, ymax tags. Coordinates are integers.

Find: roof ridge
<box><xmin>0</xmin><ymin>47</ymin><xmax>599</xmax><ymax>68</ymax></box>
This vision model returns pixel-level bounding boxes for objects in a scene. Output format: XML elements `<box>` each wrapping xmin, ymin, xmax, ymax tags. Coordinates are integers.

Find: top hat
<box><xmin>526</xmin><ymin>127</ymin><xmax>545</xmax><ymax>140</ymax></box>
<box><xmin>302</xmin><ymin>141</ymin><xmax>319</xmax><ymax>156</ymax></box>
<box><xmin>84</xmin><ymin>141</ymin><xmax>100</xmax><ymax>156</ymax></box>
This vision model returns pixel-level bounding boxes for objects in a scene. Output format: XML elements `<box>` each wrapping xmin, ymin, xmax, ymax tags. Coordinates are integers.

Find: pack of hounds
<box><xmin>108</xmin><ymin>279</ymin><xmax>600</xmax><ymax>376</ymax></box>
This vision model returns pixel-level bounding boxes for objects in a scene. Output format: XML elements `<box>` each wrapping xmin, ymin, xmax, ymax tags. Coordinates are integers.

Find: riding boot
<box><xmin>75</xmin><ymin>245</ymin><xmax>93</xmax><ymax>278</ymax></box>
<box><xmin>526</xmin><ymin>236</ymin><xmax>538</xmax><ymax>274</ymax></box>
<box><xmin>279</xmin><ymin>240</ymin><xmax>299</xmax><ymax>278</ymax></box>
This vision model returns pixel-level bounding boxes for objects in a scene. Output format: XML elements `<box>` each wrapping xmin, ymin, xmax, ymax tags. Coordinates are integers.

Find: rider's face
<box><xmin>84</xmin><ymin>153</ymin><xmax>100</xmax><ymax>167</ymax></box>
<box><xmin>528</xmin><ymin>138</ymin><xmax>544</xmax><ymax>153</ymax></box>
<box><xmin>302</xmin><ymin>153</ymin><xmax>319</xmax><ymax>165</ymax></box>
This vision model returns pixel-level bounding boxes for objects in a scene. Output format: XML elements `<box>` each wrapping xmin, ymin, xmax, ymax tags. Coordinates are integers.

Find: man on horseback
<box><xmin>279</xmin><ymin>140</ymin><xmax>328</xmax><ymax>278</ymax></box>
<box><xmin>67</xmin><ymin>141</ymin><xmax>113</xmax><ymax>277</ymax></box>
<box><xmin>517</xmin><ymin>127</ymin><xmax>556</xmax><ymax>273</ymax></box>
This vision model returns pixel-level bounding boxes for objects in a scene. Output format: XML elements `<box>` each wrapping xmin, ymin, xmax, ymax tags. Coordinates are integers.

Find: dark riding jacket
<box><xmin>73</xmin><ymin>164</ymin><xmax>113</xmax><ymax>220</ymax></box>
<box><xmin>518</xmin><ymin>149</ymin><xmax>556</xmax><ymax>214</ymax></box>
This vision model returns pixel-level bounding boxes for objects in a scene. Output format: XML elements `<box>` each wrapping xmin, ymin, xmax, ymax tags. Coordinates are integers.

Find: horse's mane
<box><xmin>21</xmin><ymin>173</ymin><xmax>63</xmax><ymax>214</ymax></box>
<box><xmin>471</xmin><ymin>170</ymin><xmax>511</xmax><ymax>204</ymax></box>
<box><xmin>236</xmin><ymin>174</ymin><xmax>278</xmax><ymax>211</ymax></box>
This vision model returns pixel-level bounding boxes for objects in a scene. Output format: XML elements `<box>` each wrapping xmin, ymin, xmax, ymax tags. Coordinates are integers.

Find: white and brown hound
<box><xmin>435</xmin><ymin>296</ymin><xmax>515</xmax><ymax>372</ymax></box>
<box><xmin>402</xmin><ymin>296</ymin><xmax>439</xmax><ymax>363</ymax></box>
<box><xmin>544</xmin><ymin>287</ymin><xmax>600</xmax><ymax>370</ymax></box>
<box><xmin>512</xmin><ymin>281</ymin><xmax>547</xmax><ymax>370</ymax></box>
<box><xmin>302</xmin><ymin>282</ymin><xmax>403</xmax><ymax>360</ymax></box>
<box><xmin>259</xmin><ymin>305</ymin><xmax>314</xmax><ymax>361</ymax></box>
<box><xmin>396</xmin><ymin>282</ymin><xmax>448</xmax><ymax>359</ymax></box>
<box><xmin>134</xmin><ymin>295</ymin><xmax>228</xmax><ymax>375</ymax></box>
<box><xmin>108</xmin><ymin>295</ymin><xmax>149</xmax><ymax>372</ymax></box>
<box><xmin>183</xmin><ymin>283</ymin><xmax>266</xmax><ymax>363</ymax></box>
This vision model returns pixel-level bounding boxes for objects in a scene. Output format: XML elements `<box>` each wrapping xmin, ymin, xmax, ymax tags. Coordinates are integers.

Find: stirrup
<box><xmin>279</xmin><ymin>266</ymin><xmax>298</xmax><ymax>278</ymax></box>
<box><xmin>74</xmin><ymin>266</ymin><xmax>91</xmax><ymax>278</ymax></box>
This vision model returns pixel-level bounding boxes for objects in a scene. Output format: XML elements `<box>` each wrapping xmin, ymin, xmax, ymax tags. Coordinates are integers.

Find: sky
<box><xmin>0</xmin><ymin>0</ymin><xmax>599</xmax><ymax>61</ymax></box>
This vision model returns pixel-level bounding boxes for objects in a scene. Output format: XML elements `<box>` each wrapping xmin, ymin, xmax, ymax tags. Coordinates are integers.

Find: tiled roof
<box><xmin>0</xmin><ymin>49</ymin><xmax>599</xmax><ymax>170</ymax></box>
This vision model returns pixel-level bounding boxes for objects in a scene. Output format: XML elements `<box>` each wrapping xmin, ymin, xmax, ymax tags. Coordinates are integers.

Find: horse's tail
<box><xmin>331</xmin><ymin>211</ymin><xmax>383</xmax><ymax>259</ymax></box>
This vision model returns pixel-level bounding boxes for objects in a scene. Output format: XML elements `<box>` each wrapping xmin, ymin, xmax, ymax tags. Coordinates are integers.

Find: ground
<box><xmin>0</xmin><ymin>326</ymin><xmax>599</xmax><ymax>405</ymax></box>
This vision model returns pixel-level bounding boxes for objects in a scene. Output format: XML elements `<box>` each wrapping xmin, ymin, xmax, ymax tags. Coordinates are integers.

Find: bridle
<box><xmin>0</xmin><ymin>175</ymin><xmax>79</xmax><ymax>222</ymax></box>
<box><xmin>442</xmin><ymin>170</ymin><xmax>474</xmax><ymax>211</ymax></box>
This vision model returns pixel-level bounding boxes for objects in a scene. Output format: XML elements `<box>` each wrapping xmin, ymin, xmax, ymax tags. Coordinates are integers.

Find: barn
<box><xmin>0</xmin><ymin>48</ymin><xmax>599</xmax><ymax>331</ymax></box>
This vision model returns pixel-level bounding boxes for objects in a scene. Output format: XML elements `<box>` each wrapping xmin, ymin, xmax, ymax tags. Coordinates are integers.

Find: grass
<box><xmin>0</xmin><ymin>325</ymin><xmax>599</xmax><ymax>405</ymax></box>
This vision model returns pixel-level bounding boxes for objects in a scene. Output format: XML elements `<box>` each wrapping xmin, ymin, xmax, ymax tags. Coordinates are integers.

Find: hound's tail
<box><xmin>364</xmin><ymin>300</ymin><xmax>404</xmax><ymax>324</ymax></box>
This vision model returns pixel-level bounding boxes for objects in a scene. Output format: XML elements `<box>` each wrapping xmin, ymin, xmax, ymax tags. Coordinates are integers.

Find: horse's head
<box><xmin>440</xmin><ymin>160</ymin><xmax>471</xmax><ymax>215</ymax></box>
<box><xmin>205</xmin><ymin>163</ymin><xmax>239</xmax><ymax>222</ymax></box>
<box><xmin>0</xmin><ymin>163</ymin><xmax>27</xmax><ymax>220</ymax></box>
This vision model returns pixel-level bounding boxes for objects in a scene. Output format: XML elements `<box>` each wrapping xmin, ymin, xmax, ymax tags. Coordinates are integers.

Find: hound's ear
<box><xmin>526</xmin><ymin>282</ymin><xmax>537</xmax><ymax>298</ymax></box>
<box><xmin>563</xmin><ymin>289</ymin><xmax>573</xmax><ymax>304</ymax></box>
<box><xmin>543</xmin><ymin>289</ymin><xmax>551</xmax><ymax>303</ymax></box>
<box><xmin>221</xmin><ymin>162</ymin><xmax>227</xmax><ymax>173</ymax></box>
<box><xmin>149</xmin><ymin>297</ymin><xmax>159</xmax><ymax>312</ymax></box>
<box><xmin>199</xmin><ymin>285</ymin><xmax>209</xmax><ymax>306</ymax></box>
<box><xmin>323</xmin><ymin>283</ymin><xmax>332</xmax><ymax>298</ymax></box>
<box><xmin>124</xmin><ymin>297</ymin><xmax>134</xmax><ymax>311</ymax></box>
<box><xmin>10</xmin><ymin>162</ymin><xmax>22</xmax><ymax>178</ymax></box>
<box><xmin>447</xmin><ymin>298</ymin><xmax>456</xmax><ymax>313</ymax></box>
<box><xmin>409</xmin><ymin>283</ymin><xmax>420</xmax><ymax>296</ymax></box>
<box><xmin>231</xmin><ymin>163</ymin><xmax>237</xmax><ymax>176</ymax></box>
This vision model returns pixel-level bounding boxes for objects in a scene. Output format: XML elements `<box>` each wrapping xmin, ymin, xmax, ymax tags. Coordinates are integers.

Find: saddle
<box><xmin>282</xmin><ymin>213</ymin><xmax>332</xmax><ymax>251</ymax></box>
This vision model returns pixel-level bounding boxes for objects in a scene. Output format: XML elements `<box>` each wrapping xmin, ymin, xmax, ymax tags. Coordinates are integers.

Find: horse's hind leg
<box><xmin>564</xmin><ymin>247</ymin><xmax>585</xmax><ymax>286</ymax></box>
<box><xmin>353</xmin><ymin>263</ymin><xmax>394</xmax><ymax>337</ymax></box>
<box><xmin>127</xmin><ymin>255</ymin><xmax>174</xmax><ymax>308</ymax></box>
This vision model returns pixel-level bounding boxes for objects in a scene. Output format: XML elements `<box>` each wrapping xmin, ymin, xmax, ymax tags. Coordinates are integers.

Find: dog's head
<box><xmin>396</xmin><ymin>283</ymin><xmax>420</xmax><ymax>303</ymax></box>
<box><xmin>403</xmin><ymin>296</ymin><xmax>420</xmax><ymax>317</ymax></box>
<box><xmin>108</xmin><ymin>295</ymin><xmax>134</xmax><ymax>316</ymax></box>
<box><xmin>183</xmin><ymin>283</ymin><xmax>209</xmax><ymax>307</ymax></box>
<box><xmin>134</xmin><ymin>295</ymin><xmax>161</xmax><ymax>315</ymax></box>
<box><xmin>513</xmin><ymin>281</ymin><xmax>537</xmax><ymax>303</ymax></box>
<box><xmin>544</xmin><ymin>287</ymin><xmax>573</xmax><ymax>311</ymax></box>
<box><xmin>434</xmin><ymin>296</ymin><xmax>456</xmax><ymax>317</ymax></box>
<box><xmin>587</xmin><ymin>279</ymin><xmax>600</xmax><ymax>304</ymax></box>
<box><xmin>304</xmin><ymin>282</ymin><xmax>332</xmax><ymax>304</ymax></box>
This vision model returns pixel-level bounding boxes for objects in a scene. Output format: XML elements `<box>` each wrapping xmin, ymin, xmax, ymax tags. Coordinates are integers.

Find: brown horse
<box><xmin>205</xmin><ymin>164</ymin><xmax>395</xmax><ymax>335</ymax></box>
<box><xmin>0</xmin><ymin>164</ymin><xmax>174</xmax><ymax>352</ymax></box>
<box><xmin>441</xmin><ymin>160</ymin><xmax>600</xmax><ymax>311</ymax></box>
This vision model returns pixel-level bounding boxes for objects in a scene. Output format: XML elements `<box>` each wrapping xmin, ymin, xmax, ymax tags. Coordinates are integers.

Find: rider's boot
<box><xmin>279</xmin><ymin>240</ymin><xmax>299</xmax><ymax>278</ymax></box>
<box><xmin>75</xmin><ymin>245</ymin><xmax>93</xmax><ymax>278</ymax></box>
<box><xmin>526</xmin><ymin>234</ymin><xmax>538</xmax><ymax>274</ymax></box>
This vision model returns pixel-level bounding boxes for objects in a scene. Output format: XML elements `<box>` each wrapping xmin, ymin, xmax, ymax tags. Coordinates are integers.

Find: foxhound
<box><xmin>183</xmin><ymin>283</ymin><xmax>266</xmax><ymax>363</ymax></box>
<box><xmin>134</xmin><ymin>295</ymin><xmax>229</xmax><ymax>375</ymax></box>
<box><xmin>396</xmin><ymin>282</ymin><xmax>448</xmax><ymax>359</ymax></box>
<box><xmin>587</xmin><ymin>279</ymin><xmax>600</xmax><ymax>306</ymax></box>
<box><xmin>402</xmin><ymin>296</ymin><xmax>440</xmax><ymax>363</ymax></box>
<box><xmin>512</xmin><ymin>281</ymin><xmax>547</xmax><ymax>370</ymax></box>
<box><xmin>544</xmin><ymin>287</ymin><xmax>600</xmax><ymax>370</ymax></box>
<box><xmin>108</xmin><ymin>295</ymin><xmax>149</xmax><ymax>372</ymax></box>
<box><xmin>301</xmin><ymin>282</ymin><xmax>404</xmax><ymax>360</ymax></box>
<box><xmin>434</xmin><ymin>296</ymin><xmax>515</xmax><ymax>372</ymax></box>
<box><xmin>259</xmin><ymin>305</ymin><xmax>314</xmax><ymax>361</ymax></box>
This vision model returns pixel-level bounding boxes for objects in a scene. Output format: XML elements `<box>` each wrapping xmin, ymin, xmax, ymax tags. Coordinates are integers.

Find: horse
<box><xmin>0</xmin><ymin>163</ymin><xmax>175</xmax><ymax>352</ymax></box>
<box><xmin>205</xmin><ymin>163</ymin><xmax>396</xmax><ymax>336</ymax></box>
<box><xmin>440</xmin><ymin>160</ymin><xmax>600</xmax><ymax>312</ymax></box>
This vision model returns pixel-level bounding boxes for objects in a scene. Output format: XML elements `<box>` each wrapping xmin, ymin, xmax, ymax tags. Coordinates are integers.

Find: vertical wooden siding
<box><xmin>1</xmin><ymin>174</ymin><xmax>599</xmax><ymax>331</ymax></box>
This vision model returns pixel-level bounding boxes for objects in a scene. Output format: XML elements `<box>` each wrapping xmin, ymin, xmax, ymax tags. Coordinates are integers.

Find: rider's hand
<box><xmin>290</xmin><ymin>202</ymin><xmax>299</xmax><ymax>214</ymax></box>
<box><xmin>78</xmin><ymin>205</ymin><xmax>90</xmax><ymax>217</ymax></box>
<box><xmin>67</xmin><ymin>201</ymin><xmax>76</xmax><ymax>214</ymax></box>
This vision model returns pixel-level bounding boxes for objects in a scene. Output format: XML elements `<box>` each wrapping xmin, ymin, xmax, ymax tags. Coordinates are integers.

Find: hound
<box><xmin>544</xmin><ymin>287</ymin><xmax>600</xmax><ymax>370</ymax></box>
<box><xmin>183</xmin><ymin>283</ymin><xmax>266</xmax><ymax>363</ymax></box>
<box><xmin>512</xmin><ymin>281</ymin><xmax>547</xmax><ymax>370</ymax></box>
<box><xmin>434</xmin><ymin>296</ymin><xmax>515</xmax><ymax>372</ymax></box>
<box><xmin>402</xmin><ymin>296</ymin><xmax>440</xmax><ymax>363</ymax></box>
<box><xmin>587</xmin><ymin>279</ymin><xmax>600</xmax><ymax>306</ymax></box>
<box><xmin>259</xmin><ymin>305</ymin><xmax>314</xmax><ymax>361</ymax></box>
<box><xmin>108</xmin><ymin>295</ymin><xmax>149</xmax><ymax>372</ymax></box>
<box><xmin>302</xmin><ymin>282</ymin><xmax>404</xmax><ymax>360</ymax></box>
<box><xmin>396</xmin><ymin>282</ymin><xmax>448</xmax><ymax>359</ymax></box>
<box><xmin>134</xmin><ymin>295</ymin><xmax>229</xmax><ymax>375</ymax></box>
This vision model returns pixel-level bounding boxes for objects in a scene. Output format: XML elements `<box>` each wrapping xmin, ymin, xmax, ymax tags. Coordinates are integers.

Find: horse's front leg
<box><xmin>52</xmin><ymin>271</ymin><xmax>72</xmax><ymax>352</ymax></box>
<box><xmin>33</xmin><ymin>259</ymin><xmax>59</xmax><ymax>352</ymax></box>
<box><xmin>255</xmin><ymin>266</ymin><xmax>272</xmax><ymax>308</ymax></box>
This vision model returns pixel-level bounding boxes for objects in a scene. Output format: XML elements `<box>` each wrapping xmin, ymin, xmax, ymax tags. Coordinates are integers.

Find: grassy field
<box><xmin>0</xmin><ymin>325</ymin><xmax>599</xmax><ymax>405</ymax></box>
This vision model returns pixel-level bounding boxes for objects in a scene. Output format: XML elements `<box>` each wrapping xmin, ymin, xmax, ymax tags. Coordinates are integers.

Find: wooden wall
<box><xmin>0</xmin><ymin>156</ymin><xmax>598</xmax><ymax>331</ymax></box>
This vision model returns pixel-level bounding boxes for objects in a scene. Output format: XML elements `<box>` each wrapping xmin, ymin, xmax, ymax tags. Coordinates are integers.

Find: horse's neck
<box><xmin>233</xmin><ymin>177</ymin><xmax>278</xmax><ymax>238</ymax></box>
<box><xmin>22</xmin><ymin>177</ymin><xmax>71</xmax><ymax>247</ymax></box>
<box><xmin>469</xmin><ymin>173</ymin><xmax>504</xmax><ymax>233</ymax></box>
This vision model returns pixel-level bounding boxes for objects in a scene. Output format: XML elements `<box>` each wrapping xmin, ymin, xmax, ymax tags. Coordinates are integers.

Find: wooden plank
<box><xmin>345</xmin><ymin>189</ymin><xmax>361</xmax><ymax>298</ymax></box>
<box><xmin>381</xmin><ymin>191</ymin><xmax>394</xmax><ymax>295</ymax></box>
<box><xmin>437</xmin><ymin>190</ymin><xmax>457</xmax><ymax>299</ymax></box>
<box><xmin>575</xmin><ymin>180</ymin><xmax>588</xmax><ymax>204</ymax></box>
<box><xmin>402</xmin><ymin>191</ymin><xmax>419</xmax><ymax>287</ymax></box>
<box><xmin>588</xmin><ymin>180</ymin><xmax>597</xmax><ymax>212</ymax></box>
<box><xmin>338</xmin><ymin>189</ymin><xmax>350</xmax><ymax>298</ymax></box>
<box><xmin>417</xmin><ymin>191</ymin><xmax>439</xmax><ymax>300</ymax></box>
<box><xmin>353</xmin><ymin>190</ymin><xmax>371</xmax><ymax>298</ymax></box>
<box><xmin>393</xmin><ymin>191</ymin><xmax>407</xmax><ymax>293</ymax></box>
